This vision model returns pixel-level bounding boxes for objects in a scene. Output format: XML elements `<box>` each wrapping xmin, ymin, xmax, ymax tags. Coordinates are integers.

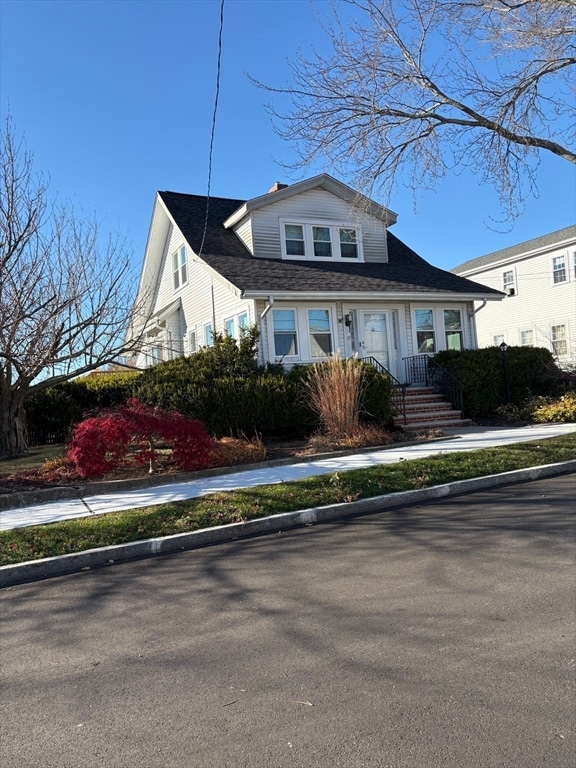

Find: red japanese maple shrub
<box><xmin>67</xmin><ymin>414</ymin><xmax>132</xmax><ymax>478</ymax></box>
<box><xmin>67</xmin><ymin>399</ymin><xmax>213</xmax><ymax>478</ymax></box>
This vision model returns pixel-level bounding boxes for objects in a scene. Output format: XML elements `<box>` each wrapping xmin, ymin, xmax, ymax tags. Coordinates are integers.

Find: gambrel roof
<box><xmin>158</xmin><ymin>190</ymin><xmax>503</xmax><ymax>301</ymax></box>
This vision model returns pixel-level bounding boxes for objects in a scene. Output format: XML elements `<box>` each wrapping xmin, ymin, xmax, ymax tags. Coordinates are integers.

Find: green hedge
<box><xmin>433</xmin><ymin>347</ymin><xmax>563</xmax><ymax>418</ymax></box>
<box><xmin>25</xmin><ymin>372</ymin><xmax>139</xmax><ymax>444</ymax></box>
<box><xmin>25</xmin><ymin>333</ymin><xmax>394</xmax><ymax>443</ymax></box>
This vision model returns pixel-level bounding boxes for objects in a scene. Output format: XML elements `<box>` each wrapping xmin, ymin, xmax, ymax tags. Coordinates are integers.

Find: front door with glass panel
<box><xmin>359</xmin><ymin>311</ymin><xmax>391</xmax><ymax>372</ymax></box>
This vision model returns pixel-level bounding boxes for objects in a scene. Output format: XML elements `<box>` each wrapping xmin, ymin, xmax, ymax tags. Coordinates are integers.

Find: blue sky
<box><xmin>1</xmin><ymin>0</ymin><xmax>574</xmax><ymax>274</ymax></box>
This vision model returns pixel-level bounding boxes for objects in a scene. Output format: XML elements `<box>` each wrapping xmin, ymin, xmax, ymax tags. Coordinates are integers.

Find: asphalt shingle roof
<box><xmin>452</xmin><ymin>225</ymin><xmax>576</xmax><ymax>274</ymax></box>
<box><xmin>159</xmin><ymin>190</ymin><xmax>502</xmax><ymax>297</ymax></box>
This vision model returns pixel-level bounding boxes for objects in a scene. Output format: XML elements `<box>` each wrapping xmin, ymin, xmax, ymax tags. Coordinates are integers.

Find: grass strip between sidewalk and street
<box><xmin>1</xmin><ymin>433</ymin><xmax>574</xmax><ymax>566</ymax></box>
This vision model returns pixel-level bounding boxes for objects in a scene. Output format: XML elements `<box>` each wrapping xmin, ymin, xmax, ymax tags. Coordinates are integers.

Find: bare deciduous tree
<box><xmin>0</xmin><ymin>118</ymin><xmax>146</xmax><ymax>457</ymax></box>
<box><xmin>258</xmin><ymin>0</ymin><xmax>575</xmax><ymax>217</ymax></box>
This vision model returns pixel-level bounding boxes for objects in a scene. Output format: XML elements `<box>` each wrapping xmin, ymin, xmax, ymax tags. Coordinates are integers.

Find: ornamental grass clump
<box><xmin>305</xmin><ymin>353</ymin><xmax>365</xmax><ymax>439</ymax></box>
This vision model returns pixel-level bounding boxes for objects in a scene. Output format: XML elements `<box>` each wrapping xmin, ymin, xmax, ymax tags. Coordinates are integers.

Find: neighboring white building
<box><xmin>452</xmin><ymin>226</ymin><xmax>576</xmax><ymax>369</ymax></box>
<box><xmin>128</xmin><ymin>174</ymin><xmax>503</xmax><ymax>382</ymax></box>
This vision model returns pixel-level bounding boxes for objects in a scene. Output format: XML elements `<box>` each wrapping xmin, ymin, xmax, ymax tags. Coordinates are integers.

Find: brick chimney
<box><xmin>268</xmin><ymin>182</ymin><xmax>288</xmax><ymax>193</ymax></box>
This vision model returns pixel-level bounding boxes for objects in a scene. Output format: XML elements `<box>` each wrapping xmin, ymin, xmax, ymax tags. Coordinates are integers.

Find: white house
<box><xmin>452</xmin><ymin>226</ymin><xmax>576</xmax><ymax>369</ymax></box>
<box><xmin>128</xmin><ymin>174</ymin><xmax>503</xmax><ymax>383</ymax></box>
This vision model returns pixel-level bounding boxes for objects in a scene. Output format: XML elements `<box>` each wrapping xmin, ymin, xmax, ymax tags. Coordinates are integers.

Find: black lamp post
<box><xmin>500</xmin><ymin>341</ymin><xmax>511</xmax><ymax>403</ymax></box>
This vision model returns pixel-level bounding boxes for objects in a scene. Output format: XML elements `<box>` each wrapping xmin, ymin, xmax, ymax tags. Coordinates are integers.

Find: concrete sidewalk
<box><xmin>2</xmin><ymin>422</ymin><xmax>575</xmax><ymax>532</ymax></box>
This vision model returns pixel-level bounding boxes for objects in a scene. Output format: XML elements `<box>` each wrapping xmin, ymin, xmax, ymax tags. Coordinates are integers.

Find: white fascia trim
<box><xmin>242</xmin><ymin>290</ymin><xmax>504</xmax><ymax>302</ymax></box>
<box><xmin>455</xmin><ymin>235</ymin><xmax>576</xmax><ymax>277</ymax></box>
<box><xmin>223</xmin><ymin>174</ymin><xmax>398</xmax><ymax>229</ymax></box>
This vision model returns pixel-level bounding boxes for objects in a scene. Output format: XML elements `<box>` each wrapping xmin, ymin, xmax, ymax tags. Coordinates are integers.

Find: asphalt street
<box><xmin>1</xmin><ymin>474</ymin><xmax>575</xmax><ymax>768</ymax></box>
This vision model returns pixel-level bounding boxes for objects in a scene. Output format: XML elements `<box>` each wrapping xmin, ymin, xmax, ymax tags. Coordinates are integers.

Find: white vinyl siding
<box><xmin>453</xmin><ymin>234</ymin><xmax>576</xmax><ymax>366</ymax></box>
<box><xmin>247</xmin><ymin>188</ymin><xmax>389</xmax><ymax>263</ymax></box>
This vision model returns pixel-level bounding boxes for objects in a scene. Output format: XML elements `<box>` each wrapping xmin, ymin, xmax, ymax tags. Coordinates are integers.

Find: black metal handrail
<box><xmin>403</xmin><ymin>355</ymin><xmax>464</xmax><ymax>413</ymax></box>
<box><xmin>361</xmin><ymin>356</ymin><xmax>407</xmax><ymax>424</ymax></box>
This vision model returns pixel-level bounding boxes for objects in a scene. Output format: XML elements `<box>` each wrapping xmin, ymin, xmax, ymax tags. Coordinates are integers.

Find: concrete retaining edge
<box><xmin>2</xmin><ymin>459</ymin><xmax>575</xmax><ymax>588</ymax></box>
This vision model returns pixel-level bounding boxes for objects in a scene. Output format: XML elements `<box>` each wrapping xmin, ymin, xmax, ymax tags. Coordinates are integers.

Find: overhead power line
<box><xmin>198</xmin><ymin>0</ymin><xmax>225</xmax><ymax>260</ymax></box>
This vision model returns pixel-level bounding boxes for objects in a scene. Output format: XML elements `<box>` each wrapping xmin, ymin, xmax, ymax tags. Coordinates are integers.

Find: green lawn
<box><xmin>1</xmin><ymin>433</ymin><xmax>574</xmax><ymax>566</ymax></box>
<box><xmin>0</xmin><ymin>444</ymin><xmax>64</xmax><ymax>478</ymax></box>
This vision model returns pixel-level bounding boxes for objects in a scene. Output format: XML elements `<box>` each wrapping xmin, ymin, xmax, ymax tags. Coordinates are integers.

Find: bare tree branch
<box><xmin>0</xmin><ymin>116</ymin><xmax>149</xmax><ymax>456</ymax></box>
<box><xmin>255</xmin><ymin>0</ymin><xmax>575</xmax><ymax>217</ymax></box>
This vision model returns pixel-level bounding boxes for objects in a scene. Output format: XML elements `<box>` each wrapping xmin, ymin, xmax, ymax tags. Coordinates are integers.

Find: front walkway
<box><xmin>1</xmin><ymin>423</ymin><xmax>574</xmax><ymax>531</ymax></box>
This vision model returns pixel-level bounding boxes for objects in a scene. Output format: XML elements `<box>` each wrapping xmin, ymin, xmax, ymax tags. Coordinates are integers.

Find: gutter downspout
<box><xmin>260</xmin><ymin>295</ymin><xmax>274</xmax><ymax>320</ymax></box>
<box><xmin>259</xmin><ymin>296</ymin><xmax>274</xmax><ymax>365</ymax></box>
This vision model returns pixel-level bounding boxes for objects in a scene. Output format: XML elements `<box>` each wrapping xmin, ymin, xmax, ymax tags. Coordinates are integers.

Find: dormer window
<box><xmin>281</xmin><ymin>220</ymin><xmax>362</xmax><ymax>261</ymax></box>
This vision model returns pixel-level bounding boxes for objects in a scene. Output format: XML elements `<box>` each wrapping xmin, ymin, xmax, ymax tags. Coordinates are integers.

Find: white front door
<box><xmin>359</xmin><ymin>310</ymin><xmax>391</xmax><ymax>372</ymax></box>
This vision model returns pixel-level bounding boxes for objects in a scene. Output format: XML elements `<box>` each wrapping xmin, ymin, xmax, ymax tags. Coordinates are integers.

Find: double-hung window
<box><xmin>189</xmin><ymin>330</ymin><xmax>197</xmax><ymax>354</ymax></box>
<box><xmin>415</xmin><ymin>309</ymin><xmax>436</xmax><ymax>353</ymax></box>
<box><xmin>503</xmin><ymin>270</ymin><xmax>516</xmax><ymax>296</ymax></box>
<box><xmin>520</xmin><ymin>329</ymin><xmax>534</xmax><ymax>347</ymax></box>
<box><xmin>172</xmin><ymin>246</ymin><xmax>187</xmax><ymax>290</ymax></box>
<box><xmin>444</xmin><ymin>309</ymin><xmax>463</xmax><ymax>350</ymax></box>
<box><xmin>551</xmin><ymin>325</ymin><xmax>567</xmax><ymax>356</ymax></box>
<box><xmin>272</xmin><ymin>310</ymin><xmax>298</xmax><ymax>357</ymax></box>
<box><xmin>281</xmin><ymin>221</ymin><xmax>362</xmax><ymax>261</ymax></box>
<box><xmin>552</xmin><ymin>255</ymin><xmax>567</xmax><ymax>284</ymax></box>
<box><xmin>308</xmin><ymin>309</ymin><xmax>333</xmax><ymax>357</ymax></box>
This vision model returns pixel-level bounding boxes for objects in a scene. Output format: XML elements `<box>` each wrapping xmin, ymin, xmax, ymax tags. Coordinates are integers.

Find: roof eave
<box><xmin>242</xmin><ymin>290</ymin><xmax>504</xmax><ymax>302</ymax></box>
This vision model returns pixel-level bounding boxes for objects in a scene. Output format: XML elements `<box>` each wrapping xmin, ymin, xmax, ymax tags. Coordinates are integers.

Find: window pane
<box><xmin>308</xmin><ymin>309</ymin><xmax>330</xmax><ymax>333</ymax></box>
<box><xmin>238</xmin><ymin>312</ymin><xmax>248</xmax><ymax>332</ymax></box>
<box><xmin>205</xmin><ymin>323</ymin><xmax>213</xmax><ymax>346</ymax></box>
<box><xmin>443</xmin><ymin>309</ymin><xmax>461</xmax><ymax>330</ymax></box>
<box><xmin>313</xmin><ymin>226</ymin><xmax>332</xmax><ymax>258</ymax></box>
<box><xmin>415</xmin><ymin>309</ymin><xmax>434</xmax><ymax>331</ymax></box>
<box><xmin>180</xmin><ymin>263</ymin><xmax>187</xmax><ymax>284</ymax></box>
<box><xmin>446</xmin><ymin>332</ymin><xmax>462</xmax><ymax>350</ymax></box>
<box><xmin>172</xmin><ymin>251</ymin><xmax>180</xmax><ymax>289</ymax></box>
<box><xmin>273</xmin><ymin>310</ymin><xmax>297</xmax><ymax>356</ymax></box>
<box><xmin>417</xmin><ymin>332</ymin><xmax>436</xmax><ymax>353</ymax></box>
<box><xmin>225</xmin><ymin>318</ymin><xmax>235</xmax><ymax>337</ymax></box>
<box><xmin>339</xmin><ymin>228</ymin><xmax>358</xmax><ymax>259</ymax></box>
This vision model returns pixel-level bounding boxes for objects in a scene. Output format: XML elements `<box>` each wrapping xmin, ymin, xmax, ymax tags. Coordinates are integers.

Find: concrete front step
<box><xmin>395</xmin><ymin>418</ymin><xmax>473</xmax><ymax>430</ymax></box>
<box><xmin>396</xmin><ymin>410</ymin><xmax>466</xmax><ymax>424</ymax></box>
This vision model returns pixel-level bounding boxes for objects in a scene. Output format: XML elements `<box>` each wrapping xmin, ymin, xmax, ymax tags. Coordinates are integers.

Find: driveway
<box><xmin>1</xmin><ymin>474</ymin><xmax>574</xmax><ymax>767</ymax></box>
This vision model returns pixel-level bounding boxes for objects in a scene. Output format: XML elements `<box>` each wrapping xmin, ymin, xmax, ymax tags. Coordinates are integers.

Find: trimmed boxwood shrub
<box><xmin>25</xmin><ymin>372</ymin><xmax>139</xmax><ymax>445</ymax></box>
<box><xmin>433</xmin><ymin>347</ymin><xmax>563</xmax><ymax>418</ymax></box>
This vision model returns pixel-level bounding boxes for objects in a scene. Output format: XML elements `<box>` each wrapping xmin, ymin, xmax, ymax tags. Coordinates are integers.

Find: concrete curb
<box><xmin>2</xmin><ymin>459</ymin><xmax>574</xmax><ymax>588</ymax></box>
